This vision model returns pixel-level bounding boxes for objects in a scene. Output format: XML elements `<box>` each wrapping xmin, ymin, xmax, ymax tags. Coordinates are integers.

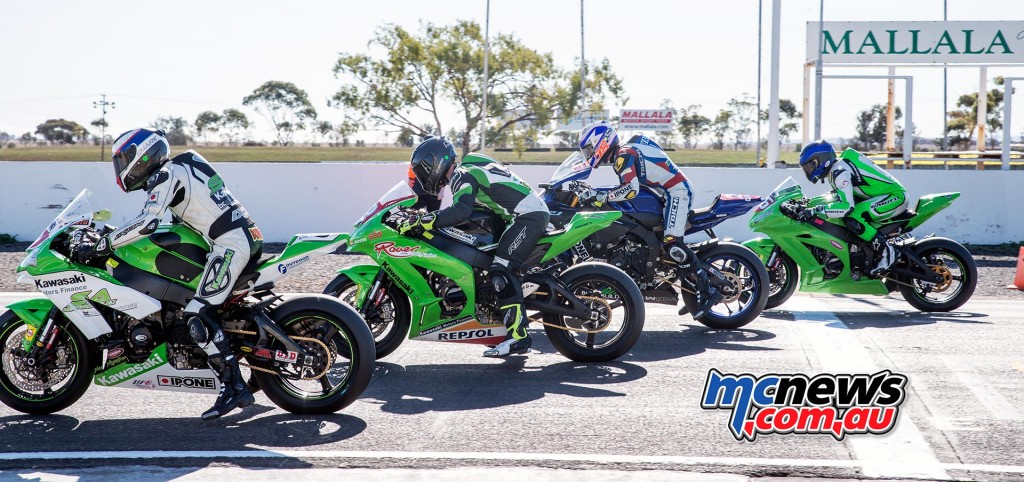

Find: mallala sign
<box><xmin>806</xmin><ymin>21</ymin><xmax>1024</xmax><ymax>64</ymax></box>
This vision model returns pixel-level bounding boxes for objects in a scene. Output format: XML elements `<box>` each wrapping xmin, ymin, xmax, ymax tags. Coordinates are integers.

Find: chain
<box><xmin>527</xmin><ymin>293</ymin><xmax>614</xmax><ymax>334</ymax></box>
<box><xmin>224</xmin><ymin>329</ymin><xmax>334</xmax><ymax>380</ymax></box>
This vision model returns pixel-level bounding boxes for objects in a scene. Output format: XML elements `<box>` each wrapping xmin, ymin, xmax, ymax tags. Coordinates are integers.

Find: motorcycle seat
<box><xmin>882</xmin><ymin>209</ymin><xmax>917</xmax><ymax>224</ymax></box>
<box><xmin>233</xmin><ymin>253</ymin><xmax>275</xmax><ymax>292</ymax></box>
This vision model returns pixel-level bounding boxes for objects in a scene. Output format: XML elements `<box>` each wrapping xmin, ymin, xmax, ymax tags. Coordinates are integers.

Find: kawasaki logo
<box><xmin>96</xmin><ymin>352</ymin><xmax>165</xmax><ymax>385</ymax></box>
<box><xmin>35</xmin><ymin>274</ymin><xmax>85</xmax><ymax>289</ymax></box>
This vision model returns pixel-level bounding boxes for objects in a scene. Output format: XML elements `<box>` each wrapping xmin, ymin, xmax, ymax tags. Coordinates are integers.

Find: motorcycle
<box><xmin>0</xmin><ymin>189</ymin><xmax>375</xmax><ymax>415</ymax></box>
<box><xmin>323</xmin><ymin>181</ymin><xmax>645</xmax><ymax>362</ymax></box>
<box><xmin>743</xmin><ymin>177</ymin><xmax>977</xmax><ymax>311</ymax></box>
<box><xmin>540</xmin><ymin>151</ymin><xmax>770</xmax><ymax>329</ymax></box>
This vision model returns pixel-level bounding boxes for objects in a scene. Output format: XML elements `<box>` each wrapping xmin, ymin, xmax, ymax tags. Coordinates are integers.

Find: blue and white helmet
<box><xmin>799</xmin><ymin>139</ymin><xmax>837</xmax><ymax>184</ymax></box>
<box><xmin>111</xmin><ymin>128</ymin><xmax>170</xmax><ymax>192</ymax></box>
<box><xmin>578</xmin><ymin>120</ymin><xmax>619</xmax><ymax>169</ymax></box>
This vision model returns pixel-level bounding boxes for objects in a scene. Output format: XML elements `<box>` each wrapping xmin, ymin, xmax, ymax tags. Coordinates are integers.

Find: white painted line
<box><xmin>944</xmin><ymin>357</ymin><xmax>1022</xmax><ymax>421</ymax></box>
<box><xmin>784</xmin><ymin>296</ymin><xmax>948</xmax><ymax>480</ymax></box>
<box><xmin>0</xmin><ymin>450</ymin><xmax>1021</xmax><ymax>475</ymax></box>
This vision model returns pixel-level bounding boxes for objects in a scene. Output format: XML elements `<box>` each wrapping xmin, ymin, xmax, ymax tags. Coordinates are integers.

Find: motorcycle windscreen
<box><xmin>548</xmin><ymin>151</ymin><xmax>593</xmax><ymax>187</ymax></box>
<box><xmin>354</xmin><ymin>181</ymin><xmax>418</xmax><ymax>228</ymax></box>
<box><xmin>755</xmin><ymin>177</ymin><xmax>803</xmax><ymax>213</ymax></box>
<box><xmin>28</xmin><ymin>189</ymin><xmax>98</xmax><ymax>250</ymax></box>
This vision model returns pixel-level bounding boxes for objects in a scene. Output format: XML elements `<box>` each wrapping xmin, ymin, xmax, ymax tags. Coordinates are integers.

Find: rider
<box><xmin>570</xmin><ymin>120</ymin><xmax>722</xmax><ymax>318</ymax></box>
<box><xmin>797</xmin><ymin>139</ymin><xmax>908</xmax><ymax>275</ymax></box>
<box><xmin>76</xmin><ymin>128</ymin><xmax>263</xmax><ymax>420</ymax></box>
<box><xmin>401</xmin><ymin>136</ymin><xmax>550</xmax><ymax>357</ymax></box>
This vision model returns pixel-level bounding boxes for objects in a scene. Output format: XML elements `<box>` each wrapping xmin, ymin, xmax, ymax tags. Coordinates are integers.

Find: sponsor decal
<box><xmin>96</xmin><ymin>351</ymin><xmax>165</xmax><ymax>385</ymax></box>
<box><xmin>114</xmin><ymin>219</ymin><xmax>146</xmax><ymax>240</ymax></box>
<box><xmin>276</xmin><ymin>255</ymin><xmax>310</xmax><ymax>275</ymax></box>
<box><xmin>381</xmin><ymin>263</ymin><xmax>413</xmax><ymax>293</ymax></box>
<box><xmin>374</xmin><ymin>241</ymin><xmax>434</xmax><ymax>258</ymax></box>
<box><xmin>274</xmin><ymin>350</ymin><xmax>298</xmax><ymax>363</ymax></box>
<box><xmin>700</xmin><ymin>369</ymin><xmax>907</xmax><ymax>441</ymax></box>
<box><xmin>107</xmin><ymin>347</ymin><xmax>125</xmax><ymax>359</ymax></box>
<box><xmin>62</xmin><ymin>289</ymin><xmax>116</xmax><ymax>313</ymax></box>
<box><xmin>132</xmin><ymin>379</ymin><xmax>155</xmax><ymax>389</ymax></box>
<box><xmin>368</xmin><ymin>230</ymin><xmax>383</xmax><ymax>240</ymax></box>
<box><xmin>253</xmin><ymin>347</ymin><xmax>273</xmax><ymax>360</ymax></box>
<box><xmin>572</xmin><ymin>241</ymin><xmax>590</xmax><ymax>260</ymax></box>
<box><xmin>437</xmin><ymin>328</ymin><xmax>497</xmax><ymax>341</ymax></box>
<box><xmin>23</xmin><ymin>326</ymin><xmax>35</xmax><ymax>343</ymax></box>
<box><xmin>114</xmin><ymin>302</ymin><xmax>139</xmax><ymax>312</ymax></box>
<box><xmin>508</xmin><ymin>227</ymin><xmax>527</xmax><ymax>252</ymax></box>
<box><xmin>35</xmin><ymin>274</ymin><xmax>85</xmax><ymax>289</ymax></box>
<box><xmin>420</xmin><ymin>316</ymin><xmax>473</xmax><ymax>335</ymax></box>
<box><xmin>158</xmin><ymin>376</ymin><xmax>216</xmax><ymax>390</ymax></box>
<box><xmin>830</xmin><ymin>240</ymin><xmax>844</xmax><ymax>250</ymax></box>
<box><xmin>248</xmin><ymin>226</ymin><xmax>264</xmax><ymax>241</ymax></box>
<box><xmin>438</xmin><ymin>227</ymin><xmax>477</xmax><ymax>245</ymax></box>
<box><xmin>666</xmin><ymin>196</ymin><xmax>681</xmax><ymax>230</ymax></box>
<box><xmin>146</xmin><ymin>192</ymin><xmax>160</xmax><ymax>206</ymax></box>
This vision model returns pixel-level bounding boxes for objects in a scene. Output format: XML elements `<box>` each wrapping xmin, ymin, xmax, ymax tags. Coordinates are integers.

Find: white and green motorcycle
<box><xmin>0</xmin><ymin>189</ymin><xmax>375</xmax><ymax>415</ymax></box>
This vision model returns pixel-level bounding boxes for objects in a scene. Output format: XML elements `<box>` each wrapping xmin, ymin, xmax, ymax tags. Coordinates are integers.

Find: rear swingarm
<box><xmin>522</xmin><ymin>275</ymin><xmax>600</xmax><ymax>320</ymax></box>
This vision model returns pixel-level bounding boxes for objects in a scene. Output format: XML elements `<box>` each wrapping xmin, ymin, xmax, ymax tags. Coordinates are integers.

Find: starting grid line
<box><xmin>0</xmin><ymin>450</ymin><xmax>1022</xmax><ymax>476</ymax></box>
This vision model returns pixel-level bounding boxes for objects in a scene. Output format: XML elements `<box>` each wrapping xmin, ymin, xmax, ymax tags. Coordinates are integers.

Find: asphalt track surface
<box><xmin>0</xmin><ymin>292</ymin><xmax>1022</xmax><ymax>481</ymax></box>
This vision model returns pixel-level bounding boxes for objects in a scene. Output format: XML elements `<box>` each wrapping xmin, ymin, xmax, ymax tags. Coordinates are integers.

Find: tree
<box><xmin>757</xmin><ymin>99</ymin><xmax>802</xmax><ymax>147</ymax></box>
<box><xmin>710</xmin><ymin>110</ymin><xmax>732</xmax><ymax>150</ymax></box>
<box><xmin>676</xmin><ymin>104</ymin><xmax>711</xmax><ymax>149</ymax></box>
<box><xmin>850</xmin><ymin>104</ymin><xmax>902</xmax><ymax>151</ymax></box>
<box><xmin>194</xmin><ymin>111</ymin><xmax>223</xmax><ymax>145</ymax></box>
<box><xmin>945</xmin><ymin>76</ymin><xmax>1011</xmax><ymax>149</ymax></box>
<box><xmin>35</xmin><ymin>119</ymin><xmax>89</xmax><ymax>145</ymax></box>
<box><xmin>726</xmin><ymin>94</ymin><xmax>757</xmax><ymax>150</ymax></box>
<box><xmin>19</xmin><ymin>132</ymin><xmax>35</xmax><ymax>146</ymax></box>
<box><xmin>332</xmin><ymin>20</ymin><xmax>625</xmax><ymax>158</ymax></box>
<box><xmin>152</xmin><ymin>116</ymin><xmax>192</xmax><ymax>146</ymax></box>
<box><xmin>218</xmin><ymin>108</ymin><xmax>250</xmax><ymax>146</ymax></box>
<box><xmin>243</xmin><ymin>81</ymin><xmax>317</xmax><ymax>146</ymax></box>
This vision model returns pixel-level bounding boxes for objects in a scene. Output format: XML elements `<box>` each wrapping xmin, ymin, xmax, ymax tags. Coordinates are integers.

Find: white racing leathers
<box><xmin>104</xmin><ymin>151</ymin><xmax>263</xmax><ymax>317</ymax></box>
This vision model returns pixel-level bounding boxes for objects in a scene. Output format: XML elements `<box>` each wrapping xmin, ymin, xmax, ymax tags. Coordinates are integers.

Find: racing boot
<box><xmin>201</xmin><ymin>351</ymin><xmax>255</xmax><ymax>420</ymax></box>
<box><xmin>483</xmin><ymin>303</ymin><xmax>532</xmax><ymax>357</ymax></box>
<box><xmin>664</xmin><ymin>238</ymin><xmax>723</xmax><ymax>319</ymax></box>
<box><xmin>870</xmin><ymin>234</ymin><xmax>896</xmax><ymax>277</ymax></box>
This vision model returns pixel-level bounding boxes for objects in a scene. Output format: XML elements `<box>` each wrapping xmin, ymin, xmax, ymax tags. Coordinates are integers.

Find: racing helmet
<box><xmin>410</xmin><ymin>136</ymin><xmax>458</xmax><ymax>196</ymax></box>
<box><xmin>578</xmin><ymin>120</ymin><xmax>619</xmax><ymax>169</ymax></box>
<box><xmin>111</xmin><ymin>128</ymin><xmax>170</xmax><ymax>192</ymax></box>
<box><xmin>799</xmin><ymin>139</ymin><xmax>838</xmax><ymax>184</ymax></box>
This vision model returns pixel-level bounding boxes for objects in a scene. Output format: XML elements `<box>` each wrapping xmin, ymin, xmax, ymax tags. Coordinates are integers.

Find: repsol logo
<box><xmin>35</xmin><ymin>274</ymin><xmax>85</xmax><ymax>289</ymax></box>
<box><xmin>158</xmin><ymin>376</ymin><xmax>216</xmax><ymax>390</ymax></box>
<box><xmin>438</xmin><ymin>329</ymin><xmax>495</xmax><ymax>341</ymax></box>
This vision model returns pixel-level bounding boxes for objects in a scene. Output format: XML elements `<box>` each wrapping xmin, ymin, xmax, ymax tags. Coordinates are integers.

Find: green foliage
<box><xmin>710</xmin><ymin>110</ymin><xmax>732</xmax><ymax>150</ymax></box>
<box><xmin>851</xmin><ymin>104</ymin><xmax>902</xmax><ymax>151</ymax></box>
<box><xmin>35</xmin><ymin>119</ymin><xmax>89</xmax><ymax>145</ymax></box>
<box><xmin>194</xmin><ymin>111</ymin><xmax>223</xmax><ymax>143</ymax></box>
<box><xmin>243</xmin><ymin>80</ymin><xmax>317</xmax><ymax>146</ymax></box>
<box><xmin>332</xmin><ymin>20</ymin><xmax>625</xmax><ymax>158</ymax></box>
<box><xmin>0</xmin><ymin>233</ymin><xmax>17</xmax><ymax>244</ymax></box>
<box><xmin>726</xmin><ymin>94</ymin><xmax>757</xmax><ymax>150</ymax></box>
<box><xmin>758</xmin><ymin>99</ymin><xmax>802</xmax><ymax>145</ymax></box>
<box><xmin>676</xmin><ymin>105</ymin><xmax>711</xmax><ymax>149</ymax></box>
<box><xmin>219</xmin><ymin>108</ymin><xmax>250</xmax><ymax>146</ymax></box>
<box><xmin>19</xmin><ymin>132</ymin><xmax>34</xmax><ymax>145</ymax></box>
<box><xmin>945</xmin><ymin>76</ymin><xmax>1012</xmax><ymax>149</ymax></box>
<box><xmin>152</xmin><ymin>116</ymin><xmax>192</xmax><ymax>146</ymax></box>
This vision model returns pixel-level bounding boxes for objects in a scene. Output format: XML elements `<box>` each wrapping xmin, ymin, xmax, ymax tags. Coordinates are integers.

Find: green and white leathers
<box><xmin>324</xmin><ymin>182</ymin><xmax>645</xmax><ymax>362</ymax></box>
<box><xmin>436</xmin><ymin>154</ymin><xmax>549</xmax><ymax>226</ymax></box>
<box><xmin>743</xmin><ymin>178</ymin><xmax>977</xmax><ymax>312</ymax></box>
<box><xmin>814</xmin><ymin>148</ymin><xmax>908</xmax><ymax>241</ymax></box>
<box><xmin>0</xmin><ymin>190</ymin><xmax>375</xmax><ymax>416</ymax></box>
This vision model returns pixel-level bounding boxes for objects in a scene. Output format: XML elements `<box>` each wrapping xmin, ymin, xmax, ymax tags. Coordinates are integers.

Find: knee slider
<box><xmin>188</xmin><ymin>315</ymin><xmax>210</xmax><ymax>345</ymax></box>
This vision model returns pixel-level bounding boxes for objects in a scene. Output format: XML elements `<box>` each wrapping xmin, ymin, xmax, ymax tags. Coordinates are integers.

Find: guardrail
<box><xmin>865</xmin><ymin>152</ymin><xmax>1024</xmax><ymax>170</ymax></box>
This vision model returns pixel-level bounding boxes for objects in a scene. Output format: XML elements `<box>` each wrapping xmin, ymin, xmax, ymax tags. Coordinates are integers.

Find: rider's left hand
<box><xmin>398</xmin><ymin>213</ymin><xmax>436</xmax><ymax>236</ymax></box>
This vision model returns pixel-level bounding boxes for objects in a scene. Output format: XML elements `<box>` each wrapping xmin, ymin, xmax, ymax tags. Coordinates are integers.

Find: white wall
<box><xmin>1</xmin><ymin>161</ymin><xmax>1020</xmax><ymax>245</ymax></box>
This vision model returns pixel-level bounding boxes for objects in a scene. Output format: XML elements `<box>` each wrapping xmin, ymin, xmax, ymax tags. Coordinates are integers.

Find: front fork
<box><xmin>20</xmin><ymin>306</ymin><xmax>66</xmax><ymax>369</ymax></box>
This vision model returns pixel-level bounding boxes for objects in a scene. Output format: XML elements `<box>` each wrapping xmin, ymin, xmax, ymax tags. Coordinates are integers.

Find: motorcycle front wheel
<box><xmin>0</xmin><ymin>311</ymin><xmax>94</xmax><ymax>415</ymax></box>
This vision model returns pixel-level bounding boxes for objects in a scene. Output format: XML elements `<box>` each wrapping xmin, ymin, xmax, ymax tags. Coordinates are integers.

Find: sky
<box><xmin>4</xmin><ymin>0</ymin><xmax>1024</xmax><ymax>147</ymax></box>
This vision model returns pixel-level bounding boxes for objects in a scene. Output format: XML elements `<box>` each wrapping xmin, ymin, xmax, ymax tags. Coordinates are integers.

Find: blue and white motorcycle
<box><xmin>540</xmin><ymin>151</ymin><xmax>769</xmax><ymax>329</ymax></box>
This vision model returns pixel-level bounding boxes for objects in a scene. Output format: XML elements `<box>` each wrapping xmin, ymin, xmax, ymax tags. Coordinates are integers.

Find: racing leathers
<box><xmin>96</xmin><ymin>150</ymin><xmax>263</xmax><ymax>419</ymax></box>
<box><xmin>576</xmin><ymin>135</ymin><xmax>721</xmax><ymax>317</ymax></box>
<box><xmin>809</xmin><ymin>148</ymin><xmax>908</xmax><ymax>274</ymax></box>
<box><xmin>406</xmin><ymin>154</ymin><xmax>550</xmax><ymax>357</ymax></box>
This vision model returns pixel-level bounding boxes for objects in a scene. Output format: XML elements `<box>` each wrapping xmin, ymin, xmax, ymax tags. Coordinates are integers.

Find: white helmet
<box><xmin>578</xmin><ymin>120</ymin><xmax>619</xmax><ymax>169</ymax></box>
<box><xmin>111</xmin><ymin>128</ymin><xmax>170</xmax><ymax>192</ymax></box>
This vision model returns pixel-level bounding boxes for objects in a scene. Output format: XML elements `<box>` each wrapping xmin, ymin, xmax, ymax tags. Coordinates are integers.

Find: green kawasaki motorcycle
<box><xmin>323</xmin><ymin>182</ymin><xmax>645</xmax><ymax>362</ymax></box>
<box><xmin>743</xmin><ymin>178</ymin><xmax>977</xmax><ymax>311</ymax></box>
<box><xmin>0</xmin><ymin>190</ymin><xmax>375</xmax><ymax>415</ymax></box>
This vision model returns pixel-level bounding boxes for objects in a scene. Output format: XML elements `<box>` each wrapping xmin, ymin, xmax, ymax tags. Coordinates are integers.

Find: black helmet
<box><xmin>409</xmin><ymin>136</ymin><xmax>458</xmax><ymax>196</ymax></box>
<box><xmin>799</xmin><ymin>139</ymin><xmax>837</xmax><ymax>183</ymax></box>
<box><xmin>111</xmin><ymin>128</ymin><xmax>170</xmax><ymax>192</ymax></box>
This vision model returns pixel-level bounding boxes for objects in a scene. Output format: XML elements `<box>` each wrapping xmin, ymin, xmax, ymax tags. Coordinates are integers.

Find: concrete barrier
<box><xmin>1</xmin><ymin>160</ymin><xmax>1021</xmax><ymax>244</ymax></box>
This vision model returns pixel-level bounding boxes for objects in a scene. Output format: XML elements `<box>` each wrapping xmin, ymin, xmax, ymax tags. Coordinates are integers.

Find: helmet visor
<box><xmin>581</xmin><ymin>144</ymin><xmax>595</xmax><ymax>161</ymax></box>
<box><xmin>435</xmin><ymin>161</ymin><xmax>457</xmax><ymax>192</ymax></box>
<box><xmin>802</xmin><ymin>158</ymin><xmax>819</xmax><ymax>180</ymax></box>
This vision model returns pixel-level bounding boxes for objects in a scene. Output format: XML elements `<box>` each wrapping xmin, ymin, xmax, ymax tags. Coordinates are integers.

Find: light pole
<box><xmin>93</xmin><ymin>94</ymin><xmax>115</xmax><ymax>161</ymax></box>
<box><xmin>580</xmin><ymin>0</ymin><xmax>586</xmax><ymax>119</ymax></box>
<box><xmin>481</xmin><ymin>0</ymin><xmax>490</xmax><ymax>153</ymax></box>
<box><xmin>813</xmin><ymin>0</ymin><xmax>824</xmax><ymax>139</ymax></box>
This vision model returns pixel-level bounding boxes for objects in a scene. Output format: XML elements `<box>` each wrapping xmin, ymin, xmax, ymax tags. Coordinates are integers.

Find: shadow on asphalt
<box><xmin>0</xmin><ymin>408</ymin><xmax>367</xmax><ymax>453</ymax></box>
<box><xmin>760</xmin><ymin>304</ymin><xmax>990</xmax><ymax>329</ymax></box>
<box><xmin>363</xmin><ymin>357</ymin><xmax>648</xmax><ymax>415</ymax></box>
<box><xmin>622</xmin><ymin>325</ymin><xmax>780</xmax><ymax>363</ymax></box>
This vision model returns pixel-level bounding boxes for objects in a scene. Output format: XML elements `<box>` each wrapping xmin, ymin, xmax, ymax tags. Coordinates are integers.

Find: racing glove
<box><xmin>797</xmin><ymin>207</ymin><xmax>820</xmax><ymax>222</ymax></box>
<box><xmin>398</xmin><ymin>213</ymin><xmax>436</xmax><ymax>236</ymax></box>
<box><xmin>73</xmin><ymin>234</ymin><xmax>112</xmax><ymax>263</ymax></box>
